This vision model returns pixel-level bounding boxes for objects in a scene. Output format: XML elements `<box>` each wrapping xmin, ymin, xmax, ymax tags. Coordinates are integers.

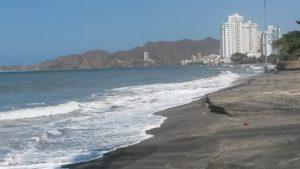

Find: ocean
<box><xmin>0</xmin><ymin>65</ymin><xmax>263</xmax><ymax>169</ymax></box>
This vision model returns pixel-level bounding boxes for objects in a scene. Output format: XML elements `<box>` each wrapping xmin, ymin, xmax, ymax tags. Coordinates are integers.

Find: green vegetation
<box><xmin>230</xmin><ymin>53</ymin><xmax>258</xmax><ymax>64</ymax></box>
<box><xmin>267</xmin><ymin>54</ymin><xmax>282</xmax><ymax>64</ymax></box>
<box><xmin>272</xmin><ymin>21</ymin><xmax>300</xmax><ymax>61</ymax></box>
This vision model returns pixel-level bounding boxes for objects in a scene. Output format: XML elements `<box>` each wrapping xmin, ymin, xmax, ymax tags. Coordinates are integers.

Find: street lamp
<box><xmin>263</xmin><ymin>0</ymin><xmax>268</xmax><ymax>72</ymax></box>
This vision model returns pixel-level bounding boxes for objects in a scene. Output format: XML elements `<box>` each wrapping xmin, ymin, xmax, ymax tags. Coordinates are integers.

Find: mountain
<box><xmin>32</xmin><ymin>50</ymin><xmax>111</xmax><ymax>70</ymax></box>
<box><xmin>0</xmin><ymin>37</ymin><xmax>219</xmax><ymax>72</ymax></box>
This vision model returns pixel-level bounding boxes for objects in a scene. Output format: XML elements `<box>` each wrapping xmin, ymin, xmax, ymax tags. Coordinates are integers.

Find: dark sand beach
<box><xmin>65</xmin><ymin>70</ymin><xmax>300</xmax><ymax>169</ymax></box>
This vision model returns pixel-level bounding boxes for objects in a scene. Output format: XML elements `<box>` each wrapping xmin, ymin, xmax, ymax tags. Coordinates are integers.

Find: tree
<box><xmin>272</xmin><ymin>21</ymin><xmax>300</xmax><ymax>61</ymax></box>
<box><xmin>267</xmin><ymin>54</ymin><xmax>283</xmax><ymax>64</ymax></box>
<box><xmin>231</xmin><ymin>53</ymin><xmax>257</xmax><ymax>64</ymax></box>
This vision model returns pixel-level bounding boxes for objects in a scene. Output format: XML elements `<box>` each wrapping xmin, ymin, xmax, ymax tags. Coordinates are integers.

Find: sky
<box><xmin>0</xmin><ymin>0</ymin><xmax>299</xmax><ymax>66</ymax></box>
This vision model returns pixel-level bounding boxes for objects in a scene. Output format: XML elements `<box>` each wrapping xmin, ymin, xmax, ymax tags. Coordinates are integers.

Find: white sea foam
<box><xmin>0</xmin><ymin>101</ymin><xmax>81</xmax><ymax>121</ymax></box>
<box><xmin>0</xmin><ymin>70</ymin><xmax>244</xmax><ymax>169</ymax></box>
<box><xmin>0</xmin><ymin>71</ymin><xmax>240</xmax><ymax>122</ymax></box>
<box><xmin>26</xmin><ymin>102</ymin><xmax>46</xmax><ymax>106</ymax></box>
<box><xmin>47</xmin><ymin>129</ymin><xmax>62</xmax><ymax>136</ymax></box>
<box><xmin>250</xmin><ymin>65</ymin><xmax>263</xmax><ymax>70</ymax></box>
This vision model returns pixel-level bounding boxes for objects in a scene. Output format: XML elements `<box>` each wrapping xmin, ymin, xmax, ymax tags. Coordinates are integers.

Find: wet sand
<box><xmin>65</xmin><ymin>70</ymin><xmax>300</xmax><ymax>169</ymax></box>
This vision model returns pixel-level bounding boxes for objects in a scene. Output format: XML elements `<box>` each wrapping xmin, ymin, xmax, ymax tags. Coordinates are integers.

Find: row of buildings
<box><xmin>180</xmin><ymin>53</ymin><xmax>231</xmax><ymax>65</ymax></box>
<box><xmin>220</xmin><ymin>13</ymin><xmax>281</xmax><ymax>59</ymax></box>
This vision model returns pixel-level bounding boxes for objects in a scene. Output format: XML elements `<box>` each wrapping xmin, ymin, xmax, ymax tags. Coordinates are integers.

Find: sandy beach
<box><xmin>65</xmin><ymin>70</ymin><xmax>300</xmax><ymax>169</ymax></box>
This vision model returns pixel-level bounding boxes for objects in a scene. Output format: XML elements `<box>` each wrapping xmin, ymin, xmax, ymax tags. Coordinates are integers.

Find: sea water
<box><xmin>0</xmin><ymin>65</ymin><xmax>263</xmax><ymax>169</ymax></box>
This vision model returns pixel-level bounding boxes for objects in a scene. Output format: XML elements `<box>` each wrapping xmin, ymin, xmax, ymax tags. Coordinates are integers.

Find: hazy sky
<box><xmin>0</xmin><ymin>0</ymin><xmax>299</xmax><ymax>66</ymax></box>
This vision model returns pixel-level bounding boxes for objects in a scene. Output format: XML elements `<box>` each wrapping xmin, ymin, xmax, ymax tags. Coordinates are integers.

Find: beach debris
<box><xmin>243</xmin><ymin>122</ymin><xmax>249</xmax><ymax>127</ymax></box>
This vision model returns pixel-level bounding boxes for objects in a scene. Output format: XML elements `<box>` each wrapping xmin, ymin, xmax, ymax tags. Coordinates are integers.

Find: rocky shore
<box><xmin>65</xmin><ymin>70</ymin><xmax>300</xmax><ymax>169</ymax></box>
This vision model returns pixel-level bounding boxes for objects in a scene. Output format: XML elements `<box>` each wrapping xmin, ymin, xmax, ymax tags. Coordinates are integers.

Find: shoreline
<box><xmin>64</xmin><ymin>70</ymin><xmax>300</xmax><ymax>169</ymax></box>
<box><xmin>62</xmin><ymin>74</ymin><xmax>252</xmax><ymax>168</ymax></box>
<box><xmin>62</xmin><ymin>73</ymin><xmax>254</xmax><ymax>168</ymax></box>
<box><xmin>62</xmin><ymin>74</ymin><xmax>257</xmax><ymax>169</ymax></box>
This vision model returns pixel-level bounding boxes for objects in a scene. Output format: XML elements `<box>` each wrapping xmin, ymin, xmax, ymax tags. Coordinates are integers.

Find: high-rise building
<box><xmin>262</xmin><ymin>26</ymin><xmax>281</xmax><ymax>56</ymax></box>
<box><xmin>243</xmin><ymin>21</ymin><xmax>261</xmax><ymax>57</ymax></box>
<box><xmin>220</xmin><ymin>13</ymin><xmax>261</xmax><ymax>58</ymax></box>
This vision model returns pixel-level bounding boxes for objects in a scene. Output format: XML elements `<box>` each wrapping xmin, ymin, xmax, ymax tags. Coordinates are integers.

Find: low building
<box><xmin>144</xmin><ymin>52</ymin><xmax>149</xmax><ymax>61</ymax></box>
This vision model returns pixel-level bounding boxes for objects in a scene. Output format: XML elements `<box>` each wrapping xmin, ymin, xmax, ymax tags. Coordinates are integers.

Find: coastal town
<box><xmin>0</xmin><ymin>14</ymin><xmax>284</xmax><ymax>71</ymax></box>
<box><xmin>178</xmin><ymin>13</ymin><xmax>281</xmax><ymax>65</ymax></box>
<box><xmin>0</xmin><ymin>14</ymin><xmax>287</xmax><ymax>71</ymax></box>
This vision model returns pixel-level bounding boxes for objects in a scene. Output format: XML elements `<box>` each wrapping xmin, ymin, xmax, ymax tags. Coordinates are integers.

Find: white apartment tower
<box><xmin>262</xmin><ymin>26</ymin><xmax>281</xmax><ymax>56</ymax></box>
<box><xmin>220</xmin><ymin>13</ymin><xmax>261</xmax><ymax>58</ymax></box>
<box><xmin>243</xmin><ymin>21</ymin><xmax>261</xmax><ymax>57</ymax></box>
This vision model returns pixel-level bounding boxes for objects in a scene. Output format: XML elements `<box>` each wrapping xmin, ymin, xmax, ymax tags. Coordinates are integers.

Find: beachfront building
<box><xmin>191</xmin><ymin>55</ymin><xmax>197</xmax><ymax>63</ymax></box>
<box><xmin>262</xmin><ymin>26</ymin><xmax>281</xmax><ymax>56</ymax></box>
<box><xmin>243</xmin><ymin>21</ymin><xmax>262</xmax><ymax>58</ymax></box>
<box><xmin>220</xmin><ymin>13</ymin><xmax>261</xmax><ymax>59</ymax></box>
<box><xmin>144</xmin><ymin>52</ymin><xmax>149</xmax><ymax>61</ymax></box>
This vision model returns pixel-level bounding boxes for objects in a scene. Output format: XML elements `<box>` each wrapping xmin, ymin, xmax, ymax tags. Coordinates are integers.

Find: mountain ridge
<box><xmin>0</xmin><ymin>37</ymin><xmax>219</xmax><ymax>72</ymax></box>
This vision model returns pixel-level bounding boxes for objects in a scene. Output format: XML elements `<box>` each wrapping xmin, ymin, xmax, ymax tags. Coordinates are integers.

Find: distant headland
<box><xmin>0</xmin><ymin>37</ymin><xmax>219</xmax><ymax>72</ymax></box>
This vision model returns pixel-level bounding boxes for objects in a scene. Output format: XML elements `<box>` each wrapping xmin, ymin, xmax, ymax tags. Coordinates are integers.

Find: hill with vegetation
<box><xmin>0</xmin><ymin>37</ymin><xmax>219</xmax><ymax>72</ymax></box>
